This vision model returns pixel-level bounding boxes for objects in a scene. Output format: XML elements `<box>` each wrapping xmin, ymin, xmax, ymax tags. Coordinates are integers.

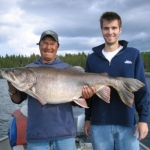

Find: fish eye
<box><xmin>12</xmin><ymin>69</ymin><xmax>18</xmax><ymax>73</ymax></box>
<box><xmin>12</xmin><ymin>69</ymin><xmax>22</xmax><ymax>74</ymax></box>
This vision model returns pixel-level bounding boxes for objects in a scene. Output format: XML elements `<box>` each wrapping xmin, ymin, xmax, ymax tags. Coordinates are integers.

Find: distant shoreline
<box><xmin>145</xmin><ymin>72</ymin><xmax>150</xmax><ymax>77</ymax></box>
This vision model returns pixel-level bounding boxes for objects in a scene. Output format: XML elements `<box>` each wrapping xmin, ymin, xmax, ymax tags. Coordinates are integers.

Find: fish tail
<box><xmin>114</xmin><ymin>77</ymin><xmax>145</xmax><ymax>107</ymax></box>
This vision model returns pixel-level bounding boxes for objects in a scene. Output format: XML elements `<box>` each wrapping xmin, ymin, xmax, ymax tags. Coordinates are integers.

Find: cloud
<box><xmin>0</xmin><ymin>0</ymin><xmax>150</xmax><ymax>56</ymax></box>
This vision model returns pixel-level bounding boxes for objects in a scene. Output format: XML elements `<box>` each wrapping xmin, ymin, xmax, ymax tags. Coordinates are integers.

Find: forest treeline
<box><xmin>0</xmin><ymin>51</ymin><xmax>150</xmax><ymax>72</ymax></box>
<box><xmin>0</xmin><ymin>52</ymin><xmax>88</xmax><ymax>69</ymax></box>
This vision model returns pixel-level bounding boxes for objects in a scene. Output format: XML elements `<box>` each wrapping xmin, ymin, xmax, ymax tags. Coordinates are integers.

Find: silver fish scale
<box><xmin>1</xmin><ymin>66</ymin><xmax>144</xmax><ymax>107</ymax></box>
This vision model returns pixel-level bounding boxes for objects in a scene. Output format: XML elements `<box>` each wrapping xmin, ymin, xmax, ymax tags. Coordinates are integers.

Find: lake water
<box><xmin>0</xmin><ymin>78</ymin><xmax>150</xmax><ymax>148</ymax></box>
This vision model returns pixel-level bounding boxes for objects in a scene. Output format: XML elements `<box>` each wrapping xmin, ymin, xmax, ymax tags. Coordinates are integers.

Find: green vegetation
<box><xmin>141</xmin><ymin>51</ymin><xmax>150</xmax><ymax>72</ymax></box>
<box><xmin>0</xmin><ymin>51</ymin><xmax>150</xmax><ymax>72</ymax></box>
<box><xmin>0</xmin><ymin>52</ymin><xmax>88</xmax><ymax>69</ymax></box>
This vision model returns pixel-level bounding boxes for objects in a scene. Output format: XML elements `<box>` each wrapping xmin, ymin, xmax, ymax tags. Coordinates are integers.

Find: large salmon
<box><xmin>1</xmin><ymin>66</ymin><xmax>144</xmax><ymax>107</ymax></box>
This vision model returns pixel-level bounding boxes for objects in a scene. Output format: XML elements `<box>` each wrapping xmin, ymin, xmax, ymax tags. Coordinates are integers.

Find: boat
<box><xmin>0</xmin><ymin>106</ymin><xmax>150</xmax><ymax>150</ymax></box>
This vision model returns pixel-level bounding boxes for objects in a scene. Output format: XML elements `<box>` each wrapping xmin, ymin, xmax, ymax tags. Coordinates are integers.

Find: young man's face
<box><xmin>101</xmin><ymin>19</ymin><xmax>122</xmax><ymax>46</ymax></box>
<box><xmin>39</xmin><ymin>36</ymin><xmax>58</xmax><ymax>63</ymax></box>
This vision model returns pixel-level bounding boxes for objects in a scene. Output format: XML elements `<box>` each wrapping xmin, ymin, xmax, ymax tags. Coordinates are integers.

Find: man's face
<box><xmin>39</xmin><ymin>36</ymin><xmax>58</xmax><ymax>63</ymax></box>
<box><xmin>101</xmin><ymin>19</ymin><xmax>122</xmax><ymax>46</ymax></box>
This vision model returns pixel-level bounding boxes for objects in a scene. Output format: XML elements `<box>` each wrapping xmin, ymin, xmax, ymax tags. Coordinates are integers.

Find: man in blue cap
<box><xmin>8</xmin><ymin>30</ymin><xmax>77</xmax><ymax>150</ymax></box>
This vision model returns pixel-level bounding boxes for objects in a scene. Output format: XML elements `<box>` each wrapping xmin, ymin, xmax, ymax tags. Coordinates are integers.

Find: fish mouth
<box><xmin>1</xmin><ymin>69</ymin><xmax>15</xmax><ymax>82</ymax></box>
<box><xmin>1</xmin><ymin>70</ymin><xmax>7</xmax><ymax>79</ymax></box>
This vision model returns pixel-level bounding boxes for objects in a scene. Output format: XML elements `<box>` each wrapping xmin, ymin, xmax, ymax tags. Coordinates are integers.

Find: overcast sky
<box><xmin>0</xmin><ymin>0</ymin><xmax>150</xmax><ymax>57</ymax></box>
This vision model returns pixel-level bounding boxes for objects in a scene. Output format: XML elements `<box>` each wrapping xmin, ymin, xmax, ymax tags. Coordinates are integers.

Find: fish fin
<box><xmin>28</xmin><ymin>90</ymin><xmax>46</xmax><ymax>105</ymax></box>
<box><xmin>73</xmin><ymin>98</ymin><xmax>89</xmax><ymax>108</ymax></box>
<box><xmin>115</xmin><ymin>77</ymin><xmax>145</xmax><ymax>107</ymax></box>
<box><xmin>72</xmin><ymin>66</ymin><xmax>85</xmax><ymax>72</ymax></box>
<box><xmin>96</xmin><ymin>85</ymin><xmax>110</xmax><ymax>103</ymax></box>
<box><xmin>99</xmin><ymin>73</ymin><xmax>108</xmax><ymax>76</ymax></box>
<box><xmin>66</xmin><ymin>66</ymin><xmax>85</xmax><ymax>72</ymax></box>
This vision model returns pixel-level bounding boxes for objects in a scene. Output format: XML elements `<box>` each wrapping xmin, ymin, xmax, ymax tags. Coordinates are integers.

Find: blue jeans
<box><xmin>27</xmin><ymin>138</ymin><xmax>76</xmax><ymax>150</ymax></box>
<box><xmin>90</xmin><ymin>125</ymin><xmax>139</xmax><ymax>150</ymax></box>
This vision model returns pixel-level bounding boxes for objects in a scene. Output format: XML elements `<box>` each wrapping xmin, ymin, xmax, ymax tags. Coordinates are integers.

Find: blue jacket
<box><xmin>85</xmin><ymin>40</ymin><xmax>149</xmax><ymax>127</ymax></box>
<box><xmin>20</xmin><ymin>57</ymin><xmax>76</xmax><ymax>142</ymax></box>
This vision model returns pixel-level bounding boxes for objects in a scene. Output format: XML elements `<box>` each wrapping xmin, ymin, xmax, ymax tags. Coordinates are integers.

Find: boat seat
<box><xmin>8</xmin><ymin>105</ymin><xmax>28</xmax><ymax>150</ymax></box>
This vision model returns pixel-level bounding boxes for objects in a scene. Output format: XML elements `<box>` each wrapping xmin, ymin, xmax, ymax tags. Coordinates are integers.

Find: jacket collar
<box><xmin>93</xmin><ymin>40</ymin><xmax>128</xmax><ymax>57</ymax></box>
